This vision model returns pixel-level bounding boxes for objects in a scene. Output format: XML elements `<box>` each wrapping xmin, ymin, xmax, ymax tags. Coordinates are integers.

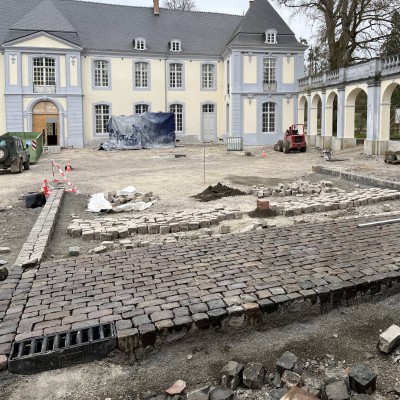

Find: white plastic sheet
<box><xmin>87</xmin><ymin>193</ymin><xmax>113</xmax><ymax>213</ymax></box>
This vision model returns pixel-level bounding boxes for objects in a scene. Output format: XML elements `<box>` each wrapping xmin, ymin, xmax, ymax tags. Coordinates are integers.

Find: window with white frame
<box><xmin>170</xmin><ymin>39</ymin><xmax>182</xmax><ymax>52</ymax></box>
<box><xmin>265</xmin><ymin>30</ymin><xmax>277</xmax><ymax>44</ymax></box>
<box><xmin>135</xmin><ymin>37</ymin><xmax>147</xmax><ymax>50</ymax></box>
<box><xmin>135</xmin><ymin>62</ymin><xmax>148</xmax><ymax>88</ymax></box>
<box><xmin>262</xmin><ymin>102</ymin><xmax>276</xmax><ymax>133</ymax></box>
<box><xmin>33</xmin><ymin>57</ymin><xmax>56</xmax><ymax>93</ymax></box>
<box><xmin>202</xmin><ymin>64</ymin><xmax>215</xmax><ymax>89</ymax></box>
<box><xmin>135</xmin><ymin>104</ymin><xmax>149</xmax><ymax>114</ymax></box>
<box><xmin>263</xmin><ymin>58</ymin><xmax>276</xmax><ymax>84</ymax></box>
<box><xmin>170</xmin><ymin>104</ymin><xmax>183</xmax><ymax>132</ymax></box>
<box><xmin>94</xmin><ymin>60</ymin><xmax>109</xmax><ymax>87</ymax></box>
<box><xmin>169</xmin><ymin>63</ymin><xmax>183</xmax><ymax>88</ymax></box>
<box><xmin>95</xmin><ymin>104</ymin><xmax>110</xmax><ymax>134</ymax></box>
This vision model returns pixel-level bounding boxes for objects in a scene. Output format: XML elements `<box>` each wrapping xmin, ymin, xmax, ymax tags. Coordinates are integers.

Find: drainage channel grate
<box><xmin>9</xmin><ymin>323</ymin><xmax>117</xmax><ymax>374</ymax></box>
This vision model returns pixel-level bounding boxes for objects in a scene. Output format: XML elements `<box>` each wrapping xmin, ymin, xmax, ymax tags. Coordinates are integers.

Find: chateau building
<box><xmin>0</xmin><ymin>0</ymin><xmax>306</xmax><ymax>147</ymax></box>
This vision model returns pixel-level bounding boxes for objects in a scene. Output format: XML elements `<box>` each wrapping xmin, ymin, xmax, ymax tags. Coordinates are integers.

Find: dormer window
<box><xmin>135</xmin><ymin>37</ymin><xmax>147</xmax><ymax>51</ymax></box>
<box><xmin>170</xmin><ymin>39</ymin><xmax>182</xmax><ymax>52</ymax></box>
<box><xmin>265</xmin><ymin>29</ymin><xmax>277</xmax><ymax>44</ymax></box>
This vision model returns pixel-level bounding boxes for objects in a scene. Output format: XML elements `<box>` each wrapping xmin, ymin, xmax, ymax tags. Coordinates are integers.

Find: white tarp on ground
<box><xmin>87</xmin><ymin>187</ymin><xmax>156</xmax><ymax>213</ymax></box>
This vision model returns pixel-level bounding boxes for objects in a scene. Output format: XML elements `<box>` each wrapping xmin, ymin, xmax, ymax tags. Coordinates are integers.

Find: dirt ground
<box><xmin>1</xmin><ymin>144</ymin><xmax>400</xmax><ymax>399</ymax></box>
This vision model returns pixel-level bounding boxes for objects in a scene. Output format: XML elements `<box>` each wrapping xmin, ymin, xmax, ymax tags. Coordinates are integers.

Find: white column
<box><xmin>321</xmin><ymin>90</ymin><xmax>326</xmax><ymax>136</ymax></box>
<box><xmin>336</xmin><ymin>87</ymin><xmax>345</xmax><ymax>139</ymax></box>
<box><xmin>366</xmin><ymin>82</ymin><xmax>380</xmax><ymax>141</ymax></box>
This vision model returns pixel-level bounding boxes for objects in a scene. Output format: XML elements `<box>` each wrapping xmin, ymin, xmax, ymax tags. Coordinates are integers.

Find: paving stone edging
<box><xmin>116</xmin><ymin>271</ymin><xmax>400</xmax><ymax>356</ymax></box>
<box><xmin>0</xmin><ymin>189</ymin><xmax>64</xmax><ymax>356</ymax></box>
<box><xmin>312</xmin><ymin>166</ymin><xmax>400</xmax><ymax>190</ymax></box>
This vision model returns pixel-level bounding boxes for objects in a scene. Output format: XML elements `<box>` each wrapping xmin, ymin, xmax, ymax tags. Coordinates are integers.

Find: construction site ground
<box><xmin>0</xmin><ymin>144</ymin><xmax>400</xmax><ymax>399</ymax></box>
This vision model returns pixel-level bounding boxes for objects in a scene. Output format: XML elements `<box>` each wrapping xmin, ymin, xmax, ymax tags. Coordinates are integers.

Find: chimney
<box><xmin>249</xmin><ymin>0</ymin><xmax>254</xmax><ymax>7</ymax></box>
<box><xmin>154</xmin><ymin>0</ymin><xmax>160</xmax><ymax>15</ymax></box>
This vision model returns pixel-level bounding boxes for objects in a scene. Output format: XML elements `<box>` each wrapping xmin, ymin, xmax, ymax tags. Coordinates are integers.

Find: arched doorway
<box><xmin>390</xmin><ymin>85</ymin><xmax>400</xmax><ymax>140</ymax></box>
<box><xmin>32</xmin><ymin>101</ymin><xmax>59</xmax><ymax>146</ymax></box>
<box><xmin>298</xmin><ymin>96</ymin><xmax>308</xmax><ymax>133</ymax></box>
<box><xmin>310</xmin><ymin>94</ymin><xmax>322</xmax><ymax>135</ymax></box>
<box><xmin>326</xmin><ymin>92</ymin><xmax>338</xmax><ymax>137</ymax></box>
<box><xmin>345</xmin><ymin>88</ymin><xmax>367</xmax><ymax>139</ymax></box>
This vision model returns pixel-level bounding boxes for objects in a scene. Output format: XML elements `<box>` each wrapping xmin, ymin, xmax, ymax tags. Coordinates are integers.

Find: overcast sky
<box><xmin>79</xmin><ymin>0</ymin><xmax>312</xmax><ymax>42</ymax></box>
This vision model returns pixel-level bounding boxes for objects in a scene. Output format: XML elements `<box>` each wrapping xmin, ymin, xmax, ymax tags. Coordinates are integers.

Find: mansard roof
<box><xmin>0</xmin><ymin>0</ymin><xmax>303</xmax><ymax>55</ymax></box>
<box><xmin>228</xmin><ymin>0</ymin><xmax>305</xmax><ymax>49</ymax></box>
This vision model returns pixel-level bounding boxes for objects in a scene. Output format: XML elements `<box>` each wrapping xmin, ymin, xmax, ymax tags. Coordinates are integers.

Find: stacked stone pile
<box><xmin>252</xmin><ymin>180</ymin><xmax>335</xmax><ymax>198</ymax></box>
<box><xmin>67</xmin><ymin>206</ymin><xmax>243</xmax><ymax>240</ymax></box>
<box><xmin>144</xmin><ymin>351</ymin><xmax>383</xmax><ymax>400</ymax></box>
<box><xmin>107</xmin><ymin>190</ymin><xmax>159</xmax><ymax>207</ymax></box>
<box><xmin>269</xmin><ymin>188</ymin><xmax>400</xmax><ymax>217</ymax></box>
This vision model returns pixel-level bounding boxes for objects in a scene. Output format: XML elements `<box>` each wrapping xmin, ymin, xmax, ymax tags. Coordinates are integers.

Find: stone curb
<box><xmin>0</xmin><ymin>189</ymin><xmax>65</xmax><ymax>362</ymax></box>
<box><xmin>312</xmin><ymin>166</ymin><xmax>400</xmax><ymax>190</ymax></box>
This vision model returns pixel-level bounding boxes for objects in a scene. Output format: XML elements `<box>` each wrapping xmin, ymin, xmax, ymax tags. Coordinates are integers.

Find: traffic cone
<box><xmin>41</xmin><ymin>179</ymin><xmax>50</xmax><ymax>196</ymax></box>
<box><xmin>261</xmin><ymin>150</ymin><xmax>266</xmax><ymax>158</ymax></box>
<box><xmin>66</xmin><ymin>161</ymin><xmax>72</xmax><ymax>172</ymax></box>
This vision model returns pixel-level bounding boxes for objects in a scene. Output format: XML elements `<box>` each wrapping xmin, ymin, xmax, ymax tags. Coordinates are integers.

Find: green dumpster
<box><xmin>1</xmin><ymin>132</ymin><xmax>43</xmax><ymax>164</ymax></box>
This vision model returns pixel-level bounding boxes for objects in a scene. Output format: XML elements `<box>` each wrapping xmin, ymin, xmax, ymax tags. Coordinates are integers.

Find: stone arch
<box><xmin>310</xmin><ymin>93</ymin><xmax>322</xmax><ymax>135</ymax></box>
<box><xmin>345</xmin><ymin>88</ymin><xmax>367</xmax><ymax>138</ymax></box>
<box><xmin>381</xmin><ymin>82</ymin><xmax>400</xmax><ymax>141</ymax></box>
<box><xmin>298</xmin><ymin>95</ymin><xmax>308</xmax><ymax>130</ymax></box>
<box><xmin>326</xmin><ymin>91</ymin><xmax>338</xmax><ymax>137</ymax></box>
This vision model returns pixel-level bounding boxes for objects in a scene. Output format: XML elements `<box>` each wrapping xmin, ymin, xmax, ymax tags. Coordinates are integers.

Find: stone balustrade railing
<box><xmin>298</xmin><ymin>54</ymin><xmax>400</xmax><ymax>90</ymax></box>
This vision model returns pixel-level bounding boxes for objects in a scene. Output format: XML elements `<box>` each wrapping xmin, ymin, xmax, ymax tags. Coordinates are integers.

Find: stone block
<box><xmin>117</xmin><ymin>228</ymin><xmax>129</xmax><ymax>238</ymax></box>
<box><xmin>138</xmin><ymin>323</ymin><xmax>157</xmax><ymax>347</ymax></box>
<box><xmin>137</xmin><ymin>224</ymin><xmax>148</xmax><ymax>234</ymax></box>
<box><xmin>82</xmin><ymin>230</ymin><xmax>94</xmax><ymax>240</ymax></box>
<box><xmin>159</xmin><ymin>225</ymin><xmax>170</xmax><ymax>234</ymax></box>
<box><xmin>243</xmin><ymin>362</ymin><xmax>264</xmax><ymax>389</ymax></box>
<box><xmin>243</xmin><ymin>303</ymin><xmax>261</xmax><ymax>325</ymax></box>
<box><xmin>93</xmin><ymin>246</ymin><xmax>108</xmax><ymax>254</ymax></box>
<box><xmin>281</xmin><ymin>370</ymin><xmax>302</xmax><ymax>388</ymax></box>
<box><xmin>257</xmin><ymin>199</ymin><xmax>270</xmax><ymax>210</ymax></box>
<box><xmin>220</xmin><ymin>361</ymin><xmax>244</xmax><ymax>390</ymax></box>
<box><xmin>209</xmin><ymin>386</ymin><xmax>234</xmax><ymax>400</ymax></box>
<box><xmin>276</xmin><ymin>351</ymin><xmax>298</xmax><ymax>374</ymax></box>
<box><xmin>280</xmin><ymin>387</ymin><xmax>318</xmax><ymax>400</ymax></box>
<box><xmin>220</xmin><ymin>225</ymin><xmax>230</xmax><ymax>234</ymax></box>
<box><xmin>0</xmin><ymin>248</ymin><xmax>11</xmax><ymax>254</ymax></box>
<box><xmin>101</xmin><ymin>241</ymin><xmax>114</xmax><ymax>250</ymax></box>
<box><xmin>325</xmin><ymin>381</ymin><xmax>349</xmax><ymax>400</ymax></box>
<box><xmin>377</xmin><ymin>324</ymin><xmax>400</xmax><ymax>353</ymax></box>
<box><xmin>154</xmin><ymin>319</ymin><xmax>174</xmax><ymax>335</ymax></box>
<box><xmin>348</xmin><ymin>364</ymin><xmax>377</xmax><ymax>394</ymax></box>
<box><xmin>170</xmin><ymin>223</ymin><xmax>180</xmax><ymax>233</ymax></box>
<box><xmin>68</xmin><ymin>247</ymin><xmax>80</xmax><ymax>257</ymax></box>
<box><xmin>188</xmin><ymin>221</ymin><xmax>200</xmax><ymax>230</ymax></box>
<box><xmin>192</xmin><ymin>313</ymin><xmax>210</xmax><ymax>330</ymax></box>
<box><xmin>117</xmin><ymin>328</ymin><xmax>139</xmax><ymax>352</ymax></box>
<box><xmin>148</xmin><ymin>224</ymin><xmax>160</xmax><ymax>234</ymax></box>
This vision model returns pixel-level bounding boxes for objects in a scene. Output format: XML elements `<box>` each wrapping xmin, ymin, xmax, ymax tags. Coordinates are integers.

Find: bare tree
<box><xmin>162</xmin><ymin>0</ymin><xmax>196</xmax><ymax>11</ymax></box>
<box><xmin>273</xmin><ymin>0</ymin><xmax>398</xmax><ymax>70</ymax></box>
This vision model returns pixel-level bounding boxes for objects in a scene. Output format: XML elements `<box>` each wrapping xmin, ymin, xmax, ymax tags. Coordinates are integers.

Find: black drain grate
<box><xmin>9</xmin><ymin>323</ymin><xmax>117</xmax><ymax>374</ymax></box>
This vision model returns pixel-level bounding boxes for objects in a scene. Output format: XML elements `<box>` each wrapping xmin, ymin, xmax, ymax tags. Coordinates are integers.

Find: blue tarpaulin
<box><xmin>101</xmin><ymin>112</ymin><xmax>175</xmax><ymax>150</ymax></box>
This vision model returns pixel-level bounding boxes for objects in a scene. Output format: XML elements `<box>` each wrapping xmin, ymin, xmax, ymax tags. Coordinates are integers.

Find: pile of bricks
<box><xmin>269</xmin><ymin>188</ymin><xmax>400</xmax><ymax>216</ymax></box>
<box><xmin>252</xmin><ymin>180</ymin><xmax>334</xmax><ymax>198</ymax></box>
<box><xmin>107</xmin><ymin>190</ymin><xmax>159</xmax><ymax>207</ymax></box>
<box><xmin>68</xmin><ymin>207</ymin><xmax>243</xmax><ymax>240</ymax></box>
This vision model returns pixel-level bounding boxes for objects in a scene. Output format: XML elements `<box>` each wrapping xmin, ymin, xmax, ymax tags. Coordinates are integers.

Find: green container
<box><xmin>1</xmin><ymin>132</ymin><xmax>43</xmax><ymax>163</ymax></box>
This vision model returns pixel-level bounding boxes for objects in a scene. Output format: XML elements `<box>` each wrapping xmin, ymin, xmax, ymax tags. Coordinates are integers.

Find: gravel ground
<box><xmin>1</xmin><ymin>143</ymin><xmax>400</xmax><ymax>399</ymax></box>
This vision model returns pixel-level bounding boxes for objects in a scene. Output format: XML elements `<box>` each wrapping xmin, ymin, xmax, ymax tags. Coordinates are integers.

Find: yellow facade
<box><xmin>243</xmin><ymin>99</ymin><xmax>257</xmax><ymax>133</ymax></box>
<box><xmin>9</xmin><ymin>54</ymin><xmax>18</xmax><ymax>86</ymax></box>
<box><xmin>11</xmin><ymin>36</ymin><xmax>75</xmax><ymax>50</ymax></box>
<box><xmin>243</xmin><ymin>55</ymin><xmax>257</xmax><ymax>84</ymax></box>
<box><xmin>282</xmin><ymin>56</ymin><xmax>294</xmax><ymax>84</ymax></box>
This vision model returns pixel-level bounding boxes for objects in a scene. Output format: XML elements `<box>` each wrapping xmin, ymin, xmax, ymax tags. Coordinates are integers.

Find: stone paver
<box><xmin>0</xmin><ymin>211</ymin><xmax>400</xmax><ymax>360</ymax></box>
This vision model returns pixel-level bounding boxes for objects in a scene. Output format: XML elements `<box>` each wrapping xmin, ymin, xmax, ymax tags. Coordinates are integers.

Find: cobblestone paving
<box><xmin>4</xmin><ymin>213</ymin><xmax>399</xmax><ymax>352</ymax></box>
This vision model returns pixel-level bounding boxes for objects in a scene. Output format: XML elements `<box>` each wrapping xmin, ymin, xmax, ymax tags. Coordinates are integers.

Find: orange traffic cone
<box><xmin>261</xmin><ymin>151</ymin><xmax>266</xmax><ymax>158</ymax></box>
<box><xmin>66</xmin><ymin>161</ymin><xmax>72</xmax><ymax>172</ymax></box>
<box><xmin>41</xmin><ymin>179</ymin><xmax>50</xmax><ymax>196</ymax></box>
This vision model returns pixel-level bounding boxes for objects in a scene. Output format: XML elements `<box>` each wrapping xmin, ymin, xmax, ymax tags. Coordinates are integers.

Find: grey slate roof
<box><xmin>0</xmin><ymin>0</ymin><xmax>303</xmax><ymax>55</ymax></box>
<box><xmin>228</xmin><ymin>0</ymin><xmax>305</xmax><ymax>49</ymax></box>
<box><xmin>10</xmin><ymin>0</ymin><xmax>77</xmax><ymax>33</ymax></box>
